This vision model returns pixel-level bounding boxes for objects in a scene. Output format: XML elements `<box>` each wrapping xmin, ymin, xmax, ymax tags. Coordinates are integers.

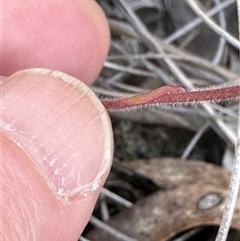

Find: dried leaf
<box><xmin>121</xmin><ymin>158</ymin><xmax>231</xmax><ymax>188</ymax></box>
<box><xmin>87</xmin><ymin>159</ymin><xmax>240</xmax><ymax>241</ymax></box>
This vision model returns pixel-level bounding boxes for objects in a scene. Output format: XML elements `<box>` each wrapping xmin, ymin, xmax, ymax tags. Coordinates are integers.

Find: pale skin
<box><xmin>1</xmin><ymin>1</ymin><xmax>113</xmax><ymax>240</ymax></box>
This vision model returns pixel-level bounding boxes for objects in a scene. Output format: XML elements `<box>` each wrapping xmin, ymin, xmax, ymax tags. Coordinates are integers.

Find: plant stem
<box><xmin>102</xmin><ymin>85</ymin><xmax>240</xmax><ymax>111</ymax></box>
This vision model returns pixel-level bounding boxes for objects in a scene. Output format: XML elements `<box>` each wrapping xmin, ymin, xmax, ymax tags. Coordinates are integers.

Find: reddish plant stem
<box><xmin>101</xmin><ymin>85</ymin><xmax>240</xmax><ymax>111</ymax></box>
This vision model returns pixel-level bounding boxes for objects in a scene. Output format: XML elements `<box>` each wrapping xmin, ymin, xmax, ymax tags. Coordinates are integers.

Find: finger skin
<box><xmin>1</xmin><ymin>0</ymin><xmax>110</xmax><ymax>84</ymax></box>
<box><xmin>2</xmin><ymin>131</ymin><xmax>99</xmax><ymax>241</ymax></box>
<box><xmin>1</xmin><ymin>69</ymin><xmax>113</xmax><ymax>241</ymax></box>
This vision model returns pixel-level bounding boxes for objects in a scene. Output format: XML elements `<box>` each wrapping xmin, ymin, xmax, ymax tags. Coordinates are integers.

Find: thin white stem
<box><xmin>115</xmin><ymin>0</ymin><xmax>237</xmax><ymax>145</ymax></box>
<box><xmin>89</xmin><ymin>216</ymin><xmax>139</xmax><ymax>241</ymax></box>
<box><xmin>101</xmin><ymin>188</ymin><xmax>133</xmax><ymax>208</ymax></box>
<box><xmin>185</xmin><ymin>0</ymin><xmax>240</xmax><ymax>49</ymax></box>
<box><xmin>165</xmin><ymin>0</ymin><xmax>235</xmax><ymax>44</ymax></box>
<box><xmin>104</xmin><ymin>61</ymin><xmax>156</xmax><ymax>78</ymax></box>
<box><xmin>212</xmin><ymin>0</ymin><xmax>227</xmax><ymax>65</ymax></box>
<box><xmin>215</xmin><ymin>105</ymin><xmax>240</xmax><ymax>241</ymax></box>
<box><xmin>79</xmin><ymin>237</ymin><xmax>91</xmax><ymax>241</ymax></box>
<box><xmin>181</xmin><ymin>122</ymin><xmax>210</xmax><ymax>160</ymax></box>
<box><xmin>215</xmin><ymin>1</ymin><xmax>240</xmax><ymax>240</ymax></box>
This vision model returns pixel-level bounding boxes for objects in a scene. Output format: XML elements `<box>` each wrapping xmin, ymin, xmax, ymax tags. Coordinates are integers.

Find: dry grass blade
<box><xmin>114</xmin><ymin>0</ymin><xmax>237</xmax><ymax>145</ymax></box>
<box><xmin>171</xmin><ymin>228</ymin><xmax>203</xmax><ymax>241</ymax></box>
<box><xmin>181</xmin><ymin>122</ymin><xmax>210</xmax><ymax>160</ymax></box>
<box><xmin>185</xmin><ymin>0</ymin><xmax>240</xmax><ymax>49</ymax></box>
<box><xmin>215</xmin><ymin>104</ymin><xmax>240</xmax><ymax>240</ymax></box>
<box><xmin>89</xmin><ymin>216</ymin><xmax>139</xmax><ymax>241</ymax></box>
<box><xmin>164</xmin><ymin>0</ymin><xmax>235</xmax><ymax>44</ymax></box>
<box><xmin>215</xmin><ymin>1</ymin><xmax>240</xmax><ymax>240</ymax></box>
<box><xmin>104</xmin><ymin>61</ymin><xmax>157</xmax><ymax>78</ymax></box>
<box><xmin>79</xmin><ymin>237</ymin><xmax>90</xmax><ymax>241</ymax></box>
<box><xmin>108</xmin><ymin>19</ymin><xmax>238</xmax><ymax>81</ymax></box>
<box><xmin>211</xmin><ymin>0</ymin><xmax>226</xmax><ymax>65</ymax></box>
<box><xmin>101</xmin><ymin>188</ymin><xmax>133</xmax><ymax>208</ymax></box>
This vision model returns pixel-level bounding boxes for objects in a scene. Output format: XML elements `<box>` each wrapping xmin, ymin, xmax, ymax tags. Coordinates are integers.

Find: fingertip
<box><xmin>1</xmin><ymin>68</ymin><xmax>113</xmax><ymax>240</ymax></box>
<box><xmin>2</xmin><ymin>0</ymin><xmax>110</xmax><ymax>84</ymax></box>
<box><xmin>2</xmin><ymin>68</ymin><xmax>113</xmax><ymax>196</ymax></box>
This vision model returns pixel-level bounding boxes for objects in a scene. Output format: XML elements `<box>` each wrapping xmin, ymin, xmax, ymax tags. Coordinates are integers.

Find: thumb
<box><xmin>1</xmin><ymin>69</ymin><xmax>113</xmax><ymax>241</ymax></box>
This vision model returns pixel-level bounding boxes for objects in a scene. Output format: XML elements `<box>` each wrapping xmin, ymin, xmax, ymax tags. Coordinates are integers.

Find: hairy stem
<box><xmin>102</xmin><ymin>84</ymin><xmax>240</xmax><ymax>111</ymax></box>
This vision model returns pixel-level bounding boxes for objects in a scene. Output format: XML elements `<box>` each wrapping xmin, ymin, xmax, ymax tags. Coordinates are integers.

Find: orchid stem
<box><xmin>101</xmin><ymin>85</ymin><xmax>240</xmax><ymax>111</ymax></box>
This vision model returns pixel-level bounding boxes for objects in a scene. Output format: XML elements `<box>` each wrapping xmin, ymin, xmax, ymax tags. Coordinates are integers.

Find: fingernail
<box><xmin>1</xmin><ymin>68</ymin><xmax>113</xmax><ymax>199</ymax></box>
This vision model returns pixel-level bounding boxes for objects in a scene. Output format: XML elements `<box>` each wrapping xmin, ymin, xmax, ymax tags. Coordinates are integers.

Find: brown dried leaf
<box><xmin>87</xmin><ymin>159</ymin><xmax>240</xmax><ymax>241</ymax></box>
<box><xmin>122</xmin><ymin>158</ymin><xmax>231</xmax><ymax>188</ymax></box>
